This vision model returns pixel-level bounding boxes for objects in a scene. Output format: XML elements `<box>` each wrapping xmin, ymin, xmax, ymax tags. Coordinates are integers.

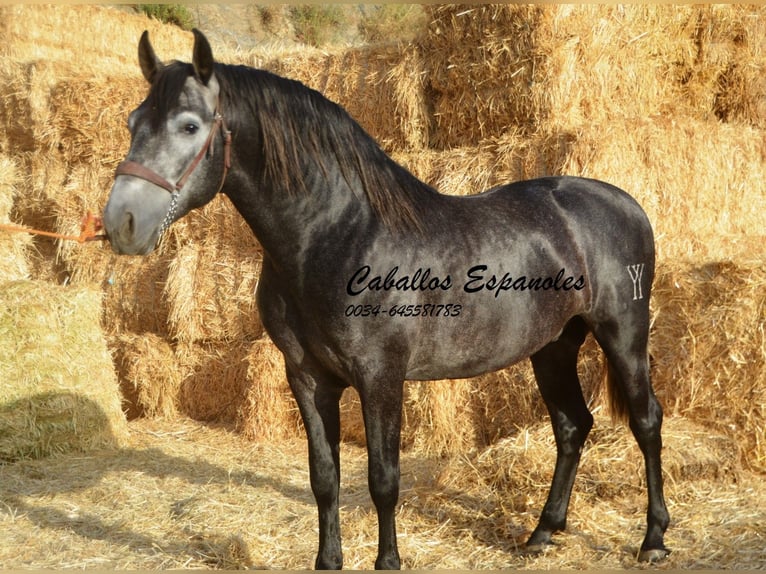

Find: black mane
<box><xmin>215</xmin><ymin>63</ymin><xmax>435</xmax><ymax>232</ymax></box>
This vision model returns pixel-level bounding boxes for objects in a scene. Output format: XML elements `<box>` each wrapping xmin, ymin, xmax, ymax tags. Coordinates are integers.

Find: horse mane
<box><xmin>214</xmin><ymin>64</ymin><xmax>434</xmax><ymax>232</ymax></box>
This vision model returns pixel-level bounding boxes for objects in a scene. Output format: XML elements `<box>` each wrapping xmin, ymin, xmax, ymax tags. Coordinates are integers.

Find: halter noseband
<box><xmin>114</xmin><ymin>105</ymin><xmax>232</xmax><ymax>235</ymax></box>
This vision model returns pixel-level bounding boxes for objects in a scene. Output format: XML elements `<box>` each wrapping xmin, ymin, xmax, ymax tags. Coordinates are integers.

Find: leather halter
<box><xmin>114</xmin><ymin>106</ymin><xmax>232</xmax><ymax>233</ymax></box>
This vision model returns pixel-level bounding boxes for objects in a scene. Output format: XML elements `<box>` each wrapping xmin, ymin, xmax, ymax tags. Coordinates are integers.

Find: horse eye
<box><xmin>183</xmin><ymin>123</ymin><xmax>199</xmax><ymax>135</ymax></box>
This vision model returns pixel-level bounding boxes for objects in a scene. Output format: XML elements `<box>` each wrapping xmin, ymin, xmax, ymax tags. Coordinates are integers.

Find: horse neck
<box><xmin>218</xmin><ymin>69</ymin><xmax>425</xmax><ymax>268</ymax></box>
<box><xmin>222</xmin><ymin>134</ymin><xmax>378</xmax><ymax>270</ymax></box>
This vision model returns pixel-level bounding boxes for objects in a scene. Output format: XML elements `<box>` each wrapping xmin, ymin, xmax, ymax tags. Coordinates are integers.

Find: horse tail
<box><xmin>605</xmin><ymin>361</ymin><xmax>630</xmax><ymax>424</ymax></box>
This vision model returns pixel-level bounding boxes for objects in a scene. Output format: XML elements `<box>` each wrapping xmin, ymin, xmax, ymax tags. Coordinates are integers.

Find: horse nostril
<box><xmin>121</xmin><ymin>211</ymin><xmax>135</xmax><ymax>239</ymax></box>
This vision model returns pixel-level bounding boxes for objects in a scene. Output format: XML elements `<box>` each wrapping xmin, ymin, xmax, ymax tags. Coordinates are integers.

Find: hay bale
<box><xmin>676</xmin><ymin>4</ymin><xmax>766</xmax><ymax>127</ymax></box>
<box><xmin>238</xmin><ymin>337</ymin><xmax>302</xmax><ymax>441</ymax></box>
<box><xmin>0</xmin><ymin>280</ymin><xmax>128</xmax><ymax>461</ymax></box>
<box><xmin>164</xmin><ymin>195</ymin><xmax>263</xmax><ymax>343</ymax></box>
<box><xmin>175</xmin><ymin>340</ymin><xmax>253</xmax><ymax>423</ymax></box>
<box><xmin>2</xmin><ymin>4</ymin><xmax>195</xmax><ymax>71</ymax></box>
<box><xmin>420</xmin><ymin>4</ymin><xmax>543</xmax><ymax>147</ymax></box>
<box><xmin>651</xmin><ymin>261</ymin><xmax>766</xmax><ymax>472</ymax></box>
<box><xmin>3</xmin><ymin>157</ymin><xmax>172</xmax><ymax>335</ymax></box>
<box><xmin>0</xmin><ymin>156</ymin><xmax>31</xmax><ymax>281</ymax></box>
<box><xmin>40</xmin><ymin>73</ymin><xmax>145</xmax><ymax>165</ymax></box>
<box><xmin>110</xmin><ymin>332</ymin><xmax>182</xmax><ymax>420</ymax></box>
<box><xmin>552</xmin><ymin>118</ymin><xmax>766</xmax><ymax>263</ymax></box>
<box><xmin>420</xmin><ymin>5</ymin><xmax>766</xmax><ymax>146</ymax></box>
<box><xmin>391</xmin><ymin>130</ymin><xmax>532</xmax><ymax>197</ymax></box>
<box><xmin>397</xmin><ymin>117</ymin><xmax>766</xmax><ymax>264</ymax></box>
<box><xmin>264</xmin><ymin>42</ymin><xmax>430</xmax><ymax>151</ymax></box>
<box><xmin>0</xmin><ymin>62</ymin><xmax>43</xmax><ymax>154</ymax></box>
<box><xmin>530</xmin><ymin>5</ymin><xmax>697</xmax><ymax>132</ymax></box>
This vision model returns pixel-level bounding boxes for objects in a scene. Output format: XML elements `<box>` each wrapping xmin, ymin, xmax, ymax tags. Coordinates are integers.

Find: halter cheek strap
<box><xmin>114</xmin><ymin>106</ymin><xmax>232</xmax><ymax>230</ymax></box>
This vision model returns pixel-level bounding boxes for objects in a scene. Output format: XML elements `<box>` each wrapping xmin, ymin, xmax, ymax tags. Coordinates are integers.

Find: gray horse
<box><xmin>103</xmin><ymin>29</ymin><xmax>669</xmax><ymax>569</ymax></box>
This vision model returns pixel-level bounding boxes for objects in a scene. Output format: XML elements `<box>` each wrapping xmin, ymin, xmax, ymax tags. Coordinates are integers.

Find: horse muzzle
<box><xmin>102</xmin><ymin>178</ymin><xmax>173</xmax><ymax>255</ymax></box>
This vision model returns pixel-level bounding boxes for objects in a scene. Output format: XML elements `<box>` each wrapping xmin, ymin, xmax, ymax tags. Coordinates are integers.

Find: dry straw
<box><xmin>0</xmin><ymin>4</ymin><xmax>194</xmax><ymax>73</ymax></box>
<box><xmin>175</xmin><ymin>339</ymin><xmax>253</xmax><ymax>423</ymax></box>
<box><xmin>0</xmin><ymin>417</ymin><xmax>761</xmax><ymax>569</ymax></box>
<box><xmin>651</xmin><ymin>261</ymin><xmax>766</xmax><ymax>472</ymax></box>
<box><xmin>238</xmin><ymin>337</ymin><xmax>302</xmax><ymax>441</ymax></box>
<box><xmin>394</xmin><ymin>116</ymin><xmax>766</xmax><ymax>265</ymax></box>
<box><xmin>421</xmin><ymin>5</ymin><xmax>766</xmax><ymax>147</ymax></box>
<box><xmin>110</xmin><ymin>332</ymin><xmax>182</xmax><ymax>420</ymax></box>
<box><xmin>164</xmin><ymin>195</ymin><xmax>263</xmax><ymax>344</ymax></box>
<box><xmin>0</xmin><ymin>155</ymin><xmax>31</xmax><ymax>281</ymax></box>
<box><xmin>420</xmin><ymin>4</ymin><xmax>544</xmax><ymax>147</ymax></box>
<box><xmin>0</xmin><ymin>280</ymin><xmax>128</xmax><ymax>461</ymax></box>
<box><xmin>554</xmin><ymin>117</ymin><xmax>766</xmax><ymax>263</ymax></box>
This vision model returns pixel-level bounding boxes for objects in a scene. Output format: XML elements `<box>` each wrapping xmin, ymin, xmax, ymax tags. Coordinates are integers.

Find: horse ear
<box><xmin>138</xmin><ymin>30</ymin><xmax>162</xmax><ymax>84</ymax></box>
<box><xmin>191</xmin><ymin>28</ymin><xmax>215</xmax><ymax>86</ymax></box>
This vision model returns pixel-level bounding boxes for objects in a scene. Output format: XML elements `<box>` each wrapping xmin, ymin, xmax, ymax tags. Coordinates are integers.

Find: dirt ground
<box><xmin>0</xmin><ymin>416</ymin><xmax>763</xmax><ymax>570</ymax></box>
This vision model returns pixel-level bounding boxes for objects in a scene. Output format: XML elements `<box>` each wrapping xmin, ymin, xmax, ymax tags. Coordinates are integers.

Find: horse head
<box><xmin>103</xmin><ymin>29</ymin><xmax>230</xmax><ymax>255</ymax></box>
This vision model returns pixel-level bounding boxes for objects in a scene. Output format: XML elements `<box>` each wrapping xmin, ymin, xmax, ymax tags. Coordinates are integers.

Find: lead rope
<box><xmin>0</xmin><ymin>211</ymin><xmax>107</xmax><ymax>243</ymax></box>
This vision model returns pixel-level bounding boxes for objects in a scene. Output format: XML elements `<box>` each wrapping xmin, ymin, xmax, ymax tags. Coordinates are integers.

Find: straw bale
<box><xmin>420</xmin><ymin>5</ymin><xmax>766</xmax><ymax>146</ymax></box>
<box><xmin>677</xmin><ymin>4</ymin><xmax>766</xmax><ymax>127</ymax></box>
<box><xmin>0</xmin><ymin>63</ymin><xmax>39</xmax><ymax>154</ymax></box>
<box><xmin>530</xmin><ymin>5</ymin><xmax>697</xmax><ymax>132</ymax></box>
<box><xmin>535</xmin><ymin>3</ymin><xmax>766</xmax><ymax>129</ymax></box>
<box><xmin>110</xmin><ymin>332</ymin><xmax>182</xmax><ymax>420</ymax></box>
<box><xmin>164</xmin><ymin>196</ymin><xmax>263</xmax><ymax>344</ymax></box>
<box><xmin>554</xmin><ymin>118</ymin><xmax>766</xmax><ymax>263</ymax></box>
<box><xmin>264</xmin><ymin>43</ymin><xmax>430</xmax><ymax>151</ymax></box>
<box><xmin>0</xmin><ymin>155</ymin><xmax>31</xmax><ymax>281</ymax></box>
<box><xmin>0</xmin><ymin>280</ymin><xmax>128</xmax><ymax>461</ymax></box>
<box><xmin>238</xmin><ymin>337</ymin><xmax>302</xmax><ymax>441</ymax></box>
<box><xmin>397</xmin><ymin>117</ymin><xmax>766</xmax><ymax>264</ymax></box>
<box><xmin>98</xmin><ymin>255</ymin><xmax>172</xmax><ymax>337</ymax></box>
<box><xmin>175</xmin><ymin>339</ymin><xmax>253</xmax><ymax>423</ymax></box>
<box><xmin>420</xmin><ymin>4</ymin><xmax>543</xmax><ymax>147</ymax></box>
<box><xmin>40</xmin><ymin>74</ymin><xmax>145</xmax><ymax>166</ymax></box>
<box><xmin>1</xmin><ymin>5</ymin><xmax>195</xmax><ymax>72</ymax></box>
<box><xmin>651</xmin><ymin>260</ymin><xmax>766</xmax><ymax>472</ymax></box>
<box><xmin>391</xmin><ymin>130</ymin><xmax>532</xmax><ymax>197</ymax></box>
<box><xmin>5</xmin><ymin>157</ymin><xmax>172</xmax><ymax>335</ymax></box>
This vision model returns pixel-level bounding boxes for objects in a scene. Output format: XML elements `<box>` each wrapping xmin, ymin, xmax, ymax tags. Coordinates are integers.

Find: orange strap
<box><xmin>0</xmin><ymin>211</ymin><xmax>107</xmax><ymax>243</ymax></box>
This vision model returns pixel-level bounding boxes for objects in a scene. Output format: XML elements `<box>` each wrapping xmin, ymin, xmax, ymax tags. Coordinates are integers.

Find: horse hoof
<box><xmin>524</xmin><ymin>541</ymin><xmax>554</xmax><ymax>555</ymax></box>
<box><xmin>638</xmin><ymin>548</ymin><xmax>670</xmax><ymax>563</ymax></box>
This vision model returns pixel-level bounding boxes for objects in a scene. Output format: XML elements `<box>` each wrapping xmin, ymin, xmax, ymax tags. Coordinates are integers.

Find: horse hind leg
<box><xmin>527</xmin><ymin>316</ymin><xmax>593</xmax><ymax>552</ymax></box>
<box><xmin>592</xmin><ymin>316</ymin><xmax>670</xmax><ymax>562</ymax></box>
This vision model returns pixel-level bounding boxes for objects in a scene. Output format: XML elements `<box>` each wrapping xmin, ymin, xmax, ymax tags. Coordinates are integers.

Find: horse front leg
<box><xmin>358</xmin><ymin>378</ymin><xmax>404</xmax><ymax>570</ymax></box>
<box><xmin>286</xmin><ymin>362</ymin><xmax>345</xmax><ymax>570</ymax></box>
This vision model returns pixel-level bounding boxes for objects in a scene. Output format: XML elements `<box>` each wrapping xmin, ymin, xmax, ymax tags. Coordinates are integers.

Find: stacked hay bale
<box><xmin>421</xmin><ymin>4</ymin><xmax>766</xmax><ymax>143</ymax></box>
<box><xmin>0</xmin><ymin>6</ymin><xmax>265</xmax><ymax>431</ymax></box>
<box><xmin>0</xmin><ymin>279</ymin><xmax>129</xmax><ymax>461</ymax></box>
<box><xmin>0</xmin><ymin>156</ymin><xmax>31</xmax><ymax>281</ymax></box>
<box><xmin>0</xmin><ymin>51</ymin><xmax>130</xmax><ymax>462</ymax></box>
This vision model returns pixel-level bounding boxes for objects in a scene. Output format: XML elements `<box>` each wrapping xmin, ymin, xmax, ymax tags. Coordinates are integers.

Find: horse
<box><xmin>102</xmin><ymin>29</ymin><xmax>670</xmax><ymax>569</ymax></box>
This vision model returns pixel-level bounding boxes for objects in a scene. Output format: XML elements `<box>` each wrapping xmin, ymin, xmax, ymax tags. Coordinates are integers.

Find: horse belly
<box><xmin>403</xmin><ymin>294</ymin><xmax>577</xmax><ymax>381</ymax></box>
